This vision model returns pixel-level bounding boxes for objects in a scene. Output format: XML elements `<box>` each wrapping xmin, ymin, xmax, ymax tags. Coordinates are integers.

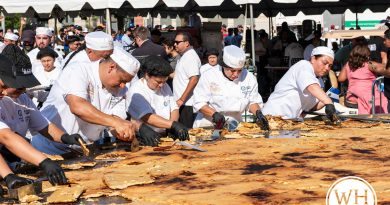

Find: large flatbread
<box><xmin>46</xmin><ymin>185</ymin><xmax>84</xmax><ymax>203</ymax></box>
<box><xmin>19</xmin><ymin>195</ymin><xmax>41</xmax><ymax>203</ymax></box>
<box><xmin>103</xmin><ymin>173</ymin><xmax>154</xmax><ymax>189</ymax></box>
<box><xmin>61</xmin><ymin>161</ymin><xmax>97</xmax><ymax>170</ymax></box>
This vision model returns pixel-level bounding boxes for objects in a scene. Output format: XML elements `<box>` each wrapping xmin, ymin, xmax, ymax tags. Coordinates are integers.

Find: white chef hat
<box><xmin>222</xmin><ymin>45</ymin><xmax>246</xmax><ymax>69</ymax></box>
<box><xmin>36</xmin><ymin>27</ymin><xmax>52</xmax><ymax>37</ymax></box>
<box><xmin>85</xmin><ymin>31</ymin><xmax>113</xmax><ymax>51</ymax></box>
<box><xmin>4</xmin><ymin>33</ymin><xmax>19</xmax><ymax>41</ymax></box>
<box><xmin>311</xmin><ymin>46</ymin><xmax>334</xmax><ymax>59</ymax></box>
<box><xmin>110</xmin><ymin>47</ymin><xmax>140</xmax><ymax>76</ymax></box>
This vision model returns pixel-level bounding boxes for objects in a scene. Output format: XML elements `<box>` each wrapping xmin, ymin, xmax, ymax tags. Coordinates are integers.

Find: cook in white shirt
<box><xmin>28</xmin><ymin>47</ymin><xmax>61</xmax><ymax>107</ymax></box>
<box><xmin>200</xmin><ymin>48</ymin><xmax>220</xmax><ymax>74</ymax></box>
<box><xmin>128</xmin><ymin>56</ymin><xmax>189</xmax><ymax>146</ymax></box>
<box><xmin>193</xmin><ymin>45</ymin><xmax>269</xmax><ymax>130</ymax></box>
<box><xmin>0</xmin><ymin>55</ymin><xmax>73</xmax><ymax>187</ymax></box>
<box><xmin>3</xmin><ymin>32</ymin><xmax>19</xmax><ymax>46</ymax></box>
<box><xmin>61</xmin><ymin>31</ymin><xmax>114</xmax><ymax>70</ymax></box>
<box><xmin>262</xmin><ymin>46</ymin><xmax>339</xmax><ymax>122</ymax></box>
<box><xmin>27</xmin><ymin>27</ymin><xmax>63</xmax><ymax>74</ymax></box>
<box><xmin>32</xmin><ymin>47</ymin><xmax>140</xmax><ymax>155</ymax></box>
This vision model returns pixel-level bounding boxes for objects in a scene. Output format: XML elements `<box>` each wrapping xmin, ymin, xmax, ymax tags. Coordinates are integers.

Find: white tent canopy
<box><xmin>0</xmin><ymin>0</ymin><xmax>257</xmax><ymax>14</ymax></box>
<box><xmin>1</xmin><ymin>0</ymin><xmax>388</xmax><ymax>18</ymax></box>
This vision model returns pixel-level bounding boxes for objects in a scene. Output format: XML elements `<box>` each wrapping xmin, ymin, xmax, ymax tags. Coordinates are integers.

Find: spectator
<box><xmin>200</xmin><ymin>48</ymin><xmax>220</xmax><ymax>74</ymax></box>
<box><xmin>224</xmin><ymin>28</ymin><xmax>234</xmax><ymax>46</ymax></box>
<box><xmin>173</xmin><ymin>32</ymin><xmax>201</xmax><ymax>128</ymax></box>
<box><xmin>338</xmin><ymin>44</ymin><xmax>387</xmax><ymax>114</ymax></box>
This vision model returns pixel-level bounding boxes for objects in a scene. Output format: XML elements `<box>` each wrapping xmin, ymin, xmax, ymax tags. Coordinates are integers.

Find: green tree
<box><xmin>5</xmin><ymin>14</ymin><xmax>21</xmax><ymax>31</ymax></box>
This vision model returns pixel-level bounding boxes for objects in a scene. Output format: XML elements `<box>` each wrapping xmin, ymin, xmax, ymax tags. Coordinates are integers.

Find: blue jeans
<box><xmin>31</xmin><ymin>134</ymin><xmax>70</xmax><ymax>155</ymax></box>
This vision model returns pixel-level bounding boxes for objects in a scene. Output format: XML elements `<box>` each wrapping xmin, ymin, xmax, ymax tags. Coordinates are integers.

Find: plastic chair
<box><xmin>371</xmin><ymin>76</ymin><xmax>385</xmax><ymax>114</ymax></box>
<box><xmin>291</xmin><ymin>58</ymin><xmax>303</xmax><ymax>66</ymax></box>
<box><xmin>282</xmin><ymin>56</ymin><xmax>290</xmax><ymax>66</ymax></box>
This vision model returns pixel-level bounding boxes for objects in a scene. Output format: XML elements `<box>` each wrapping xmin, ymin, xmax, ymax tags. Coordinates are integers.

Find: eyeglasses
<box><xmin>174</xmin><ymin>40</ymin><xmax>185</xmax><ymax>45</ymax></box>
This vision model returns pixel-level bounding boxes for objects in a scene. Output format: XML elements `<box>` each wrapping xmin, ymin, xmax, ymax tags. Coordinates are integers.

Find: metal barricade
<box><xmin>371</xmin><ymin>76</ymin><xmax>385</xmax><ymax>114</ymax></box>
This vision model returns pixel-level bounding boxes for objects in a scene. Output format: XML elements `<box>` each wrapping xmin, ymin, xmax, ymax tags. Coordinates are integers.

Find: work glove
<box><xmin>325</xmin><ymin>104</ymin><xmax>339</xmax><ymax>122</ymax></box>
<box><xmin>4</xmin><ymin>173</ymin><xmax>33</xmax><ymax>189</ymax></box>
<box><xmin>256</xmin><ymin>110</ymin><xmax>270</xmax><ymax>130</ymax></box>
<box><xmin>170</xmin><ymin>121</ymin><xmax>189</xmax><ymax>141</ymax></box>
<box><xmin>137</xmin><ymin>124</ymin><xmax>160</xmax><ymax>147</ymax></box>
<box><xmin>212</xmin><ymin>112</ymin><xmax>226</xmax><ymax>129</ymax></box>
<box><xmin>61</xmin><ymin>133</ymin><xmax>86</xmax><ymax>146</ymax></box>
<box><xmin>39</xmin><ymin>158</ymin><xmax>67</xmax><ymax>186</ymax></box>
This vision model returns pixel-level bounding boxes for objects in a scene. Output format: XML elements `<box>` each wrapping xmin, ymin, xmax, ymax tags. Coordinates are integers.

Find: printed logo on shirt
<box><xmin>210</xmin><ymin>82</ymin><xmax>222</xmax><ymax>94</ymax></box>
<box><xmin>241</xmin><ymin>86</ymin><xmax>251</xmax><ymax>93</ymax></box>
<box><xmin>163</xmin><ymin>101</ymin><xmax>169</xmax><ymax>107</ymax></box>
<box><xmin>17</xmin><ymin>110</ymin><xmax>24</xmax><ymax>122</ymax></box>
<box><xmin>368</xmin><ymin>44</ymin><xmax>377</xmax><ymax>51</ymax></box>
<box><xmin>17</xmin><ymin>109</ymin><xmax>31</xmax><ymax>123</ymax></box>
<box><xmin>109</xmin><ymin>96</ymin><xmax>124</xmax><ymax>108</ymax></box>
<box><xmin>87</xmin><ymin>82</ymin><xmax>94</xmax><ymax>101</ymax></box>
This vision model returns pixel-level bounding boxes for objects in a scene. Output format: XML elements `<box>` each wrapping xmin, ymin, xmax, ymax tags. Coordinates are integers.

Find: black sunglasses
<box><xmin>174</xmin><ymin>40</ymin><xmax>185</xmax><ymax>45</ymax></box>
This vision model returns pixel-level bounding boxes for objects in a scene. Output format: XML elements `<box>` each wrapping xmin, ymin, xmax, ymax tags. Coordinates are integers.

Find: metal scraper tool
<box><xmin>175</xmin><ymin>141</ymin><xmax>207</xmax><ymax>152</ymax></box>
<box><xmin>78</xmin><ymin>138</ymin><xmax>90</xmax><ymax>156</ymax></box>
<box><xmin>8</xmin><ymin>177</ymin><xmax>47</xmax><ymax>200</ymax></box>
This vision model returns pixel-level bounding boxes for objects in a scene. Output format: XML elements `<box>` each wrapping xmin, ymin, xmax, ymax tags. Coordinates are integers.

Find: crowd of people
<box><xmin>0</xmin><ymin>19</ymin><xmax>388</xmax><ymax>194</ymax></box>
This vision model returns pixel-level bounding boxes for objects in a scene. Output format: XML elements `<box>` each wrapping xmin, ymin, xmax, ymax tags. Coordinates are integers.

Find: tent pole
<box><xmin>1</xmin><ymin>12</ymin><xmax>5</xmax><ymax>33</ymax></box>
<box><xmin>106</xmin><ymin>8</ymin><xmax>111</xmax><ymax>35</ymax></box>
<box><xmin>268</xmin><ymin>16</ymin><xmax>271</xmax><ymax>37</ymax></box>
<box><xmin>249</xmin><ymin>4</ymin><xmax>255</xmax><ymax>68</ymax></box>
<box><xmin>355</xmin><ymin>12</ymin><xmax>358</xmax><ymax>28</ymax></box>
<box><xmin>54</xmin><ymin>17</ymin><xmax>58</xmax><ymax>37</ymax></box>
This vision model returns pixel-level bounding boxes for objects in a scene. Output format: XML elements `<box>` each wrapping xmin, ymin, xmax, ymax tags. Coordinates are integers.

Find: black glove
<box><xmin>325</xmin><ymin>104</ymin><xmax>338</xmax><ymax>122</ymax></box>
<box><xmin>4</xmin><ymin>174</ymin><xmax>33</xmax><ymax>189</ymax></box>
<box><xmin>170</xmin><ymin>121</ymin><xmax>189</xmax><ymax>141</ymax></box>
<box><xmin>39</xmin><ymin>158</ymin><xmax>67</xmax><ymax>186</ymax></box>
<box><xmin>256</xmin><ymin>110</ymin><xmax>270</xmax><ymax>130</ymax></box>
<box><xmin>137</xmin><ymin>124</ymin><xmax>160</xmax><ymax>147</ymax></box>
<box><xmin>212</xmin><ymin>112</ymin><xmax>226</xmax><ymax>129</ymax></box>
<box><xmin>61</xmin><ymin>133</ymin><xmax>85</xmax><ymax>146</ymax></box>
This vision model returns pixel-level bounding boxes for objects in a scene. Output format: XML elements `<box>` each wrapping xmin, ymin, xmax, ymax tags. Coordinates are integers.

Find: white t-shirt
<box><xmin>121</xmin><ymin>35</ymin><xmax>133</xmax><ymax>47</ymax></box>
<box><xmin>284</xmin><ymin>42</ymin><xmax>304</xmax><ymax>67</ymax></box>
<box><xmin>128</xmin><ymin>78</ymin><xmax>178</xmax><ymax>133</ymax></box>
<box><xmin>262</xmin><ymin>60</ymin><xmax>320</xmax><ymax>119</ymax></box>
<box><xmin>193</xmin><ymin>67</ymin><xmax>263</xmax><ymax>128</ymax></box>
<box><xmin>33</xmin><ymin>65</ymin><xmax>61</xmax><ymax>86</ymax></box>
<box><xmin>0</xmin><ymin>42</ymin><xmax>5</xmax><ymax>53</ymax></box>
<box><xmin>29</xmin><ymin>65</ymin><xmax>62</xmax><ymax>104</ymax></box>
<box><xmin>28</xmin><ymin>47</ymin><xmax>63</xmax><ymax>74</ymax></box>
<box><xmin>40</xmin><ymin>61</ymin><xmax>129</xmax><ymax>142</ymax></box>
<box><xmin>61</xmin><ymin>50</ymin><xmax>91</xmax><ymax>69</ymax></box>
<box><xmin>173</xmin><ymin>48</ymin><xmax>201</xmax><ymax>106</ymax></box>
<box><xmin>200</xmin><ymin>63</ymin><xmax>221</xmax><ymax>74</ymax></box>
<box><xmin>0</xmin><ymin>94</ymin><xmax>48</xmax><ymax>137</ymax></box>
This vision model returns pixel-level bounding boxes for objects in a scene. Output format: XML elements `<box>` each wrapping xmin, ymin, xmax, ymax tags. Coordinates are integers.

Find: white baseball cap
<box><xmin>85</xmin><ymin>31</ymin><xmax>113</xmax><ymax>51</ymax></box>
<box><xmin>4</xmin><ymin>33</ymin><xmax>19</xmax><ymax>41</ymax></box>
<box><xmin>110</xmin><ymin>47</ymin><xmax>140</xmax><ymax>76</ymax></box>
<box><xmin>311</xmin><ymin>46</ymin><xmax>334</xmax><ymax>59</ymax></box>
<box><xmin>222</xmin><ymin>45</ymin><xmax>246</xmax><ymax>69</ymax></box>
<box><xmin>36</xmin><ymin>27</ymin><xmax>52</xmax><ymax>37</ymax></box>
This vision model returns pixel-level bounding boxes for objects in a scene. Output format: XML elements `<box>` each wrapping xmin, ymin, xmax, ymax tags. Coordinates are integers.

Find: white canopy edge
<box><xmin>323</xmin><ymin>28</ymin><xmax>387</xmax><ymax>39</ymax></box>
